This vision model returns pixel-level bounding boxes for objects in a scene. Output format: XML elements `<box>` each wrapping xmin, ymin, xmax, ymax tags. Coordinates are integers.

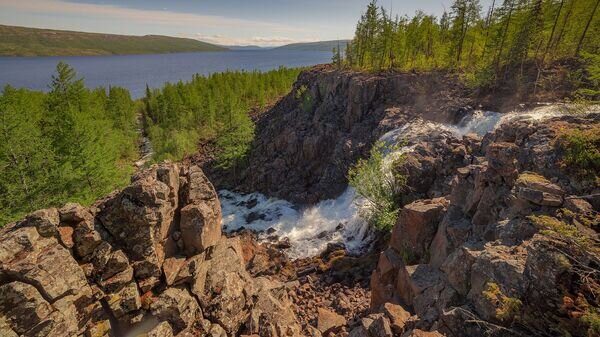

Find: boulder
<box><xmin>467</xmin><ymin>244</ymin><xmax>527</xmax><ymax>321</ymax></box>
<box><xmin>57</xmin><ymin>226</ymin><xmax>74</xmax><ymax>249</ymax></box>
<box><xmin>73</xmin><ymin>219</ymin><xmax>103</xmax><ymax>258</ymax></box>
<box><xmin>59</xmin><ymin>203</ymin><xmax>93</xmax><ymax>224</ymax></box>
<box><xmin>105</xmin><ymin>282</ymin><xmax>141</xmax><ymax>318</ymax></box>
<box><xmin>390</xmin><ymin>198</ymin><xmax>447</xmax><ymax>264</ymax></box>
<box><xmin>180</xmin><ymin>166</ymin><xmax>222</xmax><ymax>256</ymax></box>
<box><xmin>515</xmin><ymin>172</ymin><xmax>564</xmax><ymax>207</ymax></box>
<box><xmin>371</xmin><ymin>248</ymin><xmax>405</xmax><ymax>308</ymax></box>
<box><xmin>396</xmin><ymin>264</ymin><xmax>442</xmax><ymax>307</ymax></box>
<box><xmin>100</xmin><ymin>265</ymin><xmax>134</xmax><ymax>293</ymax></box>
<box><xmin>180</xmin><ymin>203</ymin><xmax>221</xmax><ymax>256</ymax></box>
<box><xmin>24</xmin><ymin>208</ymin><xmax>60</xmax><ymax>238</ymax></box>
<box><xmin>485</xmin><ymin>142</ymin><xmax>519</xmax><ymax>183</ymax></box>
<box><xmin>383</xmin><ymin>302</ymin><xmax>412</xmax><ymax>334</ymax></box>
<box><xmin>102</xmin><ymin>249</ymin><xmax>130</xmax><ymax>280</ymax></box>
<box><xmin>368</xmin><ymin>315</ymin><xmax>393</xmax><ymax>337</ymax></box>
<box><xmin>98</xmin><ymin>163</ymin><xmax>180</xmax><ymax>278</ymax></box>
<box><xmin>0</xmin><ymin>281</ymin><xmax>73</xmax><ymax>336</ymax></box>
<box><xmin>245</xmin><ymin>278</ymin><xmax>302</xmax><ymax>337</ymax></box>
<box><xmin>0</xmin><ymin>226</ymin><xmax>90</xmax><ymax>302</ymax></box>
<box><xmin>317</xmin><ymin>307</ymin><xmax>346</xmax><ymax>334</ymax></box>
<box><xmin>192</xmin><ymin>238</ymin><xmax>252</xmax><ymax>334</ymax></box>
<box><xmin>162</xmin><ymin>257</ymin><xmax>186</xmax><ymax>286</ymax></box>
<box><xmin>150</xmin><ymin>287</ymin><xmax>201</xmax><ymax>333</ymax></box>
<box><xmin>440</xmin><ymin>246</ymin><xmax>481</xmax><ymax>296</ymax></box>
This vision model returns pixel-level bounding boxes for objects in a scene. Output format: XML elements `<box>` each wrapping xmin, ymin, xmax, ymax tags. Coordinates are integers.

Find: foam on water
<box><xmin>220</xmin><ymin>104</ymin><xmax>591</xmax><ymax>259</ymax></box>
<box><xmin>220</xmin><ymin>187</ymin><xmax>370</xmax><ymax>259</ymax></box>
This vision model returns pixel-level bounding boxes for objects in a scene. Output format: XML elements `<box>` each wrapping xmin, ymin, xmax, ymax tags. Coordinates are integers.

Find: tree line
<box><xmin>0</xmin><ymin>62</ymin><xmax>138</xmax><ymax>225</ymax></box>
<box><xmin>143</xmin><ymin>67</ymin><xmax>301</xmax><ymax>169</ymax></box>
<box><xmin>339</xmin><ymin>0</ymin><xmax>599</xmax><ymax>90</ymax></box>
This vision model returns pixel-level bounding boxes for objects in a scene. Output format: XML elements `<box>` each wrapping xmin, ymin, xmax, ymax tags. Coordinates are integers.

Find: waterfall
<box><xmin>219</xmin><ymin>104</ymin><xmax>592</xmax><ymax>259</ymax></box>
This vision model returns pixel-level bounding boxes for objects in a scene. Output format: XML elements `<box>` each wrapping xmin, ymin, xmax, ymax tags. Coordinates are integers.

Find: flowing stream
<box><xmin>221</xmin><ymin>104</ymin><xmax>586</xmax><ymax>259</ymax></box>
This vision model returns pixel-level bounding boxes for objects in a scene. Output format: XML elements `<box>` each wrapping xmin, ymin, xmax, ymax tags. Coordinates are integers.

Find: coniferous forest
<box><xmin>0</xmin><ymin>65</ymin><xmax>301</xmax><ymax>225</ymax></box>
<box><xmin>143</xmin><ymin>68</ymin><xmax>301</xmax><ymax>168</ymax></box>
<box><xmin>341</xmin><ymin>0</ymin><xmax>599</xmax><ymax>93</ymax></box>
<box><xmin>0</xmin><ymin>62</ymin><xmax>138</xmax><ymax>224</ymax></box>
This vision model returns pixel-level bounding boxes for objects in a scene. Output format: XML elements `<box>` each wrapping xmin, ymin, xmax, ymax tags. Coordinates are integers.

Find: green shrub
<box><xmin>482</xmin><ymin>282</ymin><xmax>523</xmax><ymax>322</ymax></box>
<box><xmin>347</xmin><ymin>141</ymin><xmax>407</xmax><ymax>231</ymax></box>
<box><xmin>582</xmin><ymin>310</ymin><xmax>600</xmax><ymax>336</ymax></box>
<box><xmin>295</xmin><ymin>84</ymin><xmax>313</xmax><ymax>112</ymax></box>
<box><xmin>556</xmin><ymin>126</ymin><xmax>600</xmax><ymax>180</ymax></box>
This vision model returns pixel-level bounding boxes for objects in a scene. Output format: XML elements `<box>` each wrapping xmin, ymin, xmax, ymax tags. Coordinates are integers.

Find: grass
<box><xmin>0</xmin><ymin>24</ymin><xmax>227</xmax><ymax>56</ymax></box>
<box><xmin>516</xmin><ymin>172</ymin><xmax>552</xmax><ymax>185</ymax></box>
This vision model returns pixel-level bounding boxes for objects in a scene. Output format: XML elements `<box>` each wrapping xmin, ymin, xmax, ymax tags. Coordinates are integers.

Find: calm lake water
<box><xmin>0</xmin><ymin>50</ymin><xmax>331</xmax><ymax>98</ymax></box>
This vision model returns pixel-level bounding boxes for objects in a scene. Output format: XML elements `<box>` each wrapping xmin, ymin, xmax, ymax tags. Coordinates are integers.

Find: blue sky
<box><xmin>0</xmin><ymin>0</ymin><xmax>493</xmax><ymax>46</ymax></box>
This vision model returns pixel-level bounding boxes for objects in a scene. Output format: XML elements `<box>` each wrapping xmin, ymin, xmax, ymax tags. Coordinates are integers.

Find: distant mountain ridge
<box><xmin>274</xmin><ymin>40</ymin><xmax>350</xmax><ymax>52</ymax></box>
<box><xmin>0</xmin><ymin>25</ymin><xmax>227</xmax><ymax>56</ymax></box>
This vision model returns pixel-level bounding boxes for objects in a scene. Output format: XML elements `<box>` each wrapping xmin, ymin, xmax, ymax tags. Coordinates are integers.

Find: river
<box><xmin>0</xmin><ymin>50</ymin><xmax>332</xmax><ymax>98</ymax></box>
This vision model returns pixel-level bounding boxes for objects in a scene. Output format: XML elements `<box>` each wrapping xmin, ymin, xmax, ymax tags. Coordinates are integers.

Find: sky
<box><xmin>0</xmin><ymin>0</ymin><xmax>493</xmax><ymax>47</ymax></box>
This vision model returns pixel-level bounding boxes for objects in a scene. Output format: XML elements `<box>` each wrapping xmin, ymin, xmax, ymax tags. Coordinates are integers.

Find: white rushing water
<box><xmin>220</xmin><ymin>104</ymin><xmax>593</xmax><ymax>259</ymax></box>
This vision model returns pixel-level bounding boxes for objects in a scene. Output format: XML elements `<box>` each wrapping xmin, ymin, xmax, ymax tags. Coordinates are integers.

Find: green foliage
<box><xmin>556</xmin><ymin>126</ymin><xmax>600</xmax><ymax>179</ymax></box>
<box><xmin>482</xmin><ymin>282</ymin><xmax>523</xmax><ymax>322</ymax></box>
<box><xmin>295</xmin><ymin>85</ymin><xmax>313</xmax><ymax>112</ymax></box>
<box><xmin>582</xmin><ymin>309</ymin><xmax>600</xmax><ymax>336</ymax></box>
<box><xmin>0</xmin><ymin>24</ymin><xmax>226</xmax><ymax>56</ymax></box>
<box><xmin>347</xmin><ymin>141</ymin><xmax>407</xmax><ymax>231</ymax></box>
<box><xmin>577</xmin><ymin>52</ymin><xmax>600</xmax><ymax>98</ymax></box>
<box><xmin>345</xmin><ymin>0</ymin><xmax>600</xmax><ymax>86</ymax></box>
<box><xmin>145</xmin><ymin>68</ymin><xmax>301</xmax><ymax>168</ymax></box>
<box><xmin>0</xmin><ymin>63</ymin><xmax>137</xmax><ymax>225</ymax></box>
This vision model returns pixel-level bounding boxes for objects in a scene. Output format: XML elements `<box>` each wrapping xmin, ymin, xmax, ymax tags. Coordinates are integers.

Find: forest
<box><xmin>0</xmin><ymin>63</ymin><xmax>138</xmax><ymax>225</ymax></box>
<box><xmin>0</xmin><ymin>65</ymin><xmax>301</xmax><ymax>225</ymax></box>
<box><xmin>143</xmin><ymin>68</ymin><xmax>301</xmax><ymax>169</ymax></box>
<box><xmin>340</xmin><ymin>0</ymin><xmax>600</xmax><ymax>93</ymax></box>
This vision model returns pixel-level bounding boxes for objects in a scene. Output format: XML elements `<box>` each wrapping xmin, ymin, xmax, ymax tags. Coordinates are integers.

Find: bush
<box><xmin>555</xmin><ymin>126</ymin><xmax>600</xmax><ymax>179</ymax></box>
<box><xmin>347</xmin><ymin>141</ymin><xmax>407</xmax><ymax>231</ymax></box>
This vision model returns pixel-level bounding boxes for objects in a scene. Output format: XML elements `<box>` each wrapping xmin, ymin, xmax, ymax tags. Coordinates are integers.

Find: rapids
<box><xmin>219</xmin><ymin>104</ymin><xmax>588</xmax><ymax>259</ymax></box>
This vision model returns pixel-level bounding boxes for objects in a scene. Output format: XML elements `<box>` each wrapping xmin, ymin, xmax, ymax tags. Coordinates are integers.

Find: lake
<box><xmin>0</xmin><ymin>50</ymin><xmax>331</xmax><ymax>98</ymax></box>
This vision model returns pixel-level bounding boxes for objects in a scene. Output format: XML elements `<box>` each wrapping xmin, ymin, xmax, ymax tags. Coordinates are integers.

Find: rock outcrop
<box><xmin>212</xmin><ymin>66</ymin><xmax>474</xmax><ymax>204</ymax></box>
<box><xmin>368</xmin><ymin>114</ymin><xmax>600</xmax><ymax>337</ymax></box>
<box><xmin>0</xmin><ymin>163</ymin><xmax>302</xmax><ymax>337</ymax></box>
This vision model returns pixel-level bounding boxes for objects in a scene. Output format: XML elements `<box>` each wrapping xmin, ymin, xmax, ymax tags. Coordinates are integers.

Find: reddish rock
<box><xmin>402</xmin><ymin>329</ymin><xmax>445</xmax><ymax>337</ymax></box>
<box><xmin>396</xmin><ymin>264</ymin><xmax>442</xmax><ymax>307</ymax></box>
<box><xmin>162</xmin><ymin>257</ymin><xmax>187</xmax><ymax>286</ymax></box>
<box><xmin>151</xmin><ymin>287</ymin><xmax>201</xmax><ymax>333</ymax></box>
<box><xmin>59</xmin><ymin>203</ymin><xmax>93</xmax><ymax>224</ymax></box>
<box><xmin>58</xmin><ymin>225</ymin><xmax>74</xmax><ymax>248</ymax></box>
<box><xmin>180</xmin><ymin>166</ymin><xmax>222</xmax><ymax>256</ymax></box>
<box><xmin>390</xmin><ymin>198</ymin><xmax>448</xmax><ymax>264</ymax></box>
<box><xmin>383</xmin><ymin>302</ymin><xmax>412</xmax><ymax>334</ymax></box>
<box><xmin>317</xmin><ymin>307</ymin><xmax>346</xmax><ymax>334</ymax></box>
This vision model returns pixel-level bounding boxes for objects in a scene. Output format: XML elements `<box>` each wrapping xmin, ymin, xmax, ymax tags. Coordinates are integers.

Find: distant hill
<box><xmin>275</xmin><ymin>40</ymin><xmax>350</xmax><ymax>52</ymax></box>
<box><xmin>224</xmin><ymin>45</ymin><xmax>267</xmax><ymax>51</ymax></box>
<box><xmin>0</xmin><ymin>25</ymin><xmax>227</xmax><ymax>56</ymax></box>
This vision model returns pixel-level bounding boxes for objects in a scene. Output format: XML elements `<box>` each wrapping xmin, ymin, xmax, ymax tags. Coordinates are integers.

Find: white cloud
<box><xmin>0</xmin><ymin>0</ymin><xmax>307</xmax><ymax>33</ymax></box>
<box><xmin>194</xmin><ymin>34</ymin><xmax>319</xmax><ymax>47</ymax></box>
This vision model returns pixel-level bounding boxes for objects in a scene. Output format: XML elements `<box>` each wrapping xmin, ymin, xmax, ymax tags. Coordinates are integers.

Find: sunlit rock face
<box><xmin>0</xmin><ymin>162</ymin><xmax>302</xmax><ymax>337</ymax></box>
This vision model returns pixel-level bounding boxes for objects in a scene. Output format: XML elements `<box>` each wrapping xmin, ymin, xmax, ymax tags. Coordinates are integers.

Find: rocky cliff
<box><xmin>214</xmin><ymin>64</ymin><xmax>573</xmax><ymax>205</ymax></box>
<box><xmin>0</xmin><ymin>163</ymin><xmax>301</xmax><ymax>337</ymax></box>
<box><xmin>222</xmin><ymin>66</ymin><xmax>473</xmax><ymax>204</ymax></box>
<box><xmin>365</xmin><ymin>113</ymin><xmax>600</xmax><ymax>337</ymax></box>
